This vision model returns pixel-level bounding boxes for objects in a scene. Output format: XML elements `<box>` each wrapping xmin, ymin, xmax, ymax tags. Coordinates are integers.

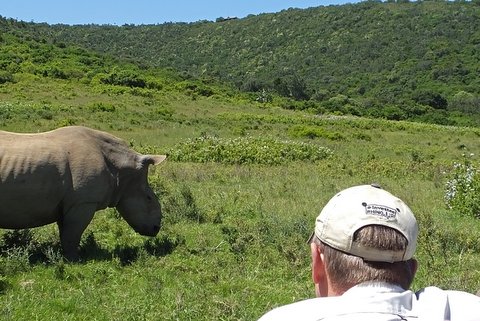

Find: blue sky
<box><xmin>1</xmin><ymin>0</ymin><xmax>360</xmax><ymax>25</ymax></box>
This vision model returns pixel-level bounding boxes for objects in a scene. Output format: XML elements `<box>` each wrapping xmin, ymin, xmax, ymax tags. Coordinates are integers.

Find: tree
<box><xmin>413</xmin><ymin>90</ymin><xmax>448</xmax><ymax>110</ymax></box>
<box><xmin>272</xmin><ymin>74</ymin><xmax>309</xmax><ymax>100</ymax></box>
<box><xmin>450</xmin><ymin>91</ymin><xmax>480</xmax><ymax>114</ymax></box>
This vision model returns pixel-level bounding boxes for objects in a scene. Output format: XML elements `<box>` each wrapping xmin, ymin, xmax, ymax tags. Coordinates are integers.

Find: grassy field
<box><xmin>1</xmin><ymin>77</ymin><xmax>480</xmax><ymax>320</ymax></box>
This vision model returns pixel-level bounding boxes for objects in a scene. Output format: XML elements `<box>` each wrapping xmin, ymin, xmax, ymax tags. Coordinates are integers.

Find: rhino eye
<box><xmin>146</xmin><ymin>195</ymin><xmax>153</xmax><ymax>202</ymax></box>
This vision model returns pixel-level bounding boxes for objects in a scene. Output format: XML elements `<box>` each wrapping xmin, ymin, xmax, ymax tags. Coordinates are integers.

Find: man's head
<box><xmin>309</xmin><ymin>184</ymin><xmax>419</xmax><ymax>296</ymax></box>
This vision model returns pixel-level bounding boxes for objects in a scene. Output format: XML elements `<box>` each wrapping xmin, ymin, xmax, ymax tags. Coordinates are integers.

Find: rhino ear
<box><xmin>140</xmin><ymin>155</ymin><xmax>167</xmax><ymax>167</ymax></box>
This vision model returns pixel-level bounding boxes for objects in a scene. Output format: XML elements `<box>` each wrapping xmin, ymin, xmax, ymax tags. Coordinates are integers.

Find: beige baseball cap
<box><xmin>310</xmin><ymin>184</ymin><xmax>418</xmax><ymax>263</ymax></box>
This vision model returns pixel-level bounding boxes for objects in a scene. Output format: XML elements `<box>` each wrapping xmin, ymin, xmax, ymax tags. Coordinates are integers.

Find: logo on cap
<box><xmin>362</xmin><ymin>202</ymin><xmax>398</xmax><ymax>220</ymax></box>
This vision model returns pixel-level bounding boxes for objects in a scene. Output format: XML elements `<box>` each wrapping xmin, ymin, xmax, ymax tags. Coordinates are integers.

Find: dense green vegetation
<box><xmin>0</xmin><ymin>2</ymin><xmax>480</xmax><ymax>320</ymax></box>
<box><xmin>6</xmin><ymin>1</ymin><xmax>480</xmax><ymax>125</ymax></box>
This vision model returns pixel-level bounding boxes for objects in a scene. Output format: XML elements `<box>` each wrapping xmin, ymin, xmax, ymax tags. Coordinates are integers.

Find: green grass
<box><xmin>1</xmin><ymin>76</ymin><xmax>480</xmax><ymax>320</ymax></box>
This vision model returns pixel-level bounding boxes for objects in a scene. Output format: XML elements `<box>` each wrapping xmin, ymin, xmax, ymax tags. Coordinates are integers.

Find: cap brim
<box><xmin>306</xmin><ymin>231</ymin><xmax>315</xmax><ymax>244</ymax></box>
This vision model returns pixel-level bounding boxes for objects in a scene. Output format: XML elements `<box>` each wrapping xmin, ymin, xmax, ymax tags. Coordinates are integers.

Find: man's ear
<box><xmin>311</xmin><ymin>242</ymin><xmax>322</xmax><ymax>283</ymax></box>
<box><xmin>311</xmin><ymin>242</ymin><xmax>328</xmax><ymax>297</ymax></box>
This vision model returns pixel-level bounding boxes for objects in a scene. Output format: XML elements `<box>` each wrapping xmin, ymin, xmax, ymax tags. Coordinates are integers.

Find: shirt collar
<box><xmin>332</xmin><ymin>281</ymin><xmax>416</xmax><ymax>317</ymax></box>
<box><xmin>344</xmin><ymin>281</ymin><xmax>406</xmax><ymax>295</ymax></box>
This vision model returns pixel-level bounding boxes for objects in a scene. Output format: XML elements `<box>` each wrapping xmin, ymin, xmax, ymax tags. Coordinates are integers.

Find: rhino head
<box><xmin>116</xmin><ymin>154</ymin><xmax>166</xmax><ymax>237</ymax></box>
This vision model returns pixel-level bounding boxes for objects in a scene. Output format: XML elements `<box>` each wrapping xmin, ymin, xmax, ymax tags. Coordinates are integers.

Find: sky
<box><xmin>1</xmin><ymin>0</ymin><xmax>360</xmax><ymax>26</ymax></box>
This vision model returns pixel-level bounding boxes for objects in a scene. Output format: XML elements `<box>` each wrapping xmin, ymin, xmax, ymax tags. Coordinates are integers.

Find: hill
<box><xmin>0</xmin><ymin>5</ymin><xmax>480</xmax><ymax>320</ymax></box>
<box><xmin>12</xmin><ymin>1</ymin><xmax>480</xmax><ymax>126</ymax></box>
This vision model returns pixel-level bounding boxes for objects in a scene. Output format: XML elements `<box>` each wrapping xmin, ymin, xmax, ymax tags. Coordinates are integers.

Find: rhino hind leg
<box><xmin>58</xmin><ymin>203</ymin><xmax>96</xmax><ymax>261</ymax></box>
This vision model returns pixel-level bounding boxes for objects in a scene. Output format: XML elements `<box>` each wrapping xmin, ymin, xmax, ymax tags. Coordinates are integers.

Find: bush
<box><xmin>0</xmin><ymin>71</ymin><xmax>14</xmax><ymax>84</ymax></box>
<box><xmin>177</xmin><ymin>81</ymin><xmax>215</xmax><ymax>97</ymax></box>
<box><xmin>288</xmin><ymin>125</ymin><xmax>346</xmax><ymax>140</ymax></box>
<box><xmin>99</xmin><ymin>70</ymin><xmax>147</xmax><ymax>88</ymax></box>
<box><xmin>88</xmin><ymin>102</ymin><xmax>116</xmax><ymax>112</ymax></box>
<box><xmin>449</xmin><ymin>91</ymin><xmax>480</xmax><ymax>115</ymax></box>
<box><xmin>167</xmin><ymin>136</ymin><xmax>332</xmax><ymax>165</ymax></box>
<box><xmin>444</xmin><ymin>154</ymin><xmax>480</xmax><ymax>219</ymax></box>
<box><xmin>413</xmin><ymin>90</ymin><xmax>448</xmax><ymax>110</ymax></box>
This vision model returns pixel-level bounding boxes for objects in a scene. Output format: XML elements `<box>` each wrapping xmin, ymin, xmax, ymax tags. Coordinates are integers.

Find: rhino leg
<box><xmin>57</xmin><ymin>203</ymin><xmax>96</xmax><ymax>261</ymax></box>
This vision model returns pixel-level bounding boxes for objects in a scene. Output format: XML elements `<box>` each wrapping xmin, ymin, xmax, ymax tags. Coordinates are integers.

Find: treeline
<box><xmin>1</xmin><ymin>1</ymin><xmax>480</xmax><ymax>126</ymax></box>
<box><xmin>0</xmin><ymin>19</ymin><xmax>237</xmax><ymax>104</ymax></box>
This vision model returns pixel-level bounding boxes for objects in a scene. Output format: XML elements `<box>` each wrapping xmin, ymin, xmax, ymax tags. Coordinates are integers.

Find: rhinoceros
<box><xmin>0</xmin><ymin>125</ymin><xmax>166</xmax><ymax>260</ymax></box>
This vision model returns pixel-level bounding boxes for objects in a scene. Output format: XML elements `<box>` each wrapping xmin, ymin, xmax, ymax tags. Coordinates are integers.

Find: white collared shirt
<box><xmin>257</xmin><ymin>282</ymin><xmax>480</xmax><ymax>321</ymax></box>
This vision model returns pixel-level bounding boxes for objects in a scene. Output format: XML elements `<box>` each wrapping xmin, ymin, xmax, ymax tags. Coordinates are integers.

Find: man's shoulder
<box><xmin>257</xmin><ymin>297</ymin><xmax>337</xmax><ymax>321</ymax></box>
<box><xmin>416</xmin><ymin>286</ymin><xmax>480</xmax><ymax>301</ymax></box>
<box><xmin>257</xmin><ymin>283</ymin><xmax>402</xmax><ymax>321</ymax></box>
<box><xmin>415</xmin><ymin>286</ymin><xmax>480</xmax><ymax>320</ymax></box>
<box><xmin>258</xmin><ymin>286</ymin><xmax>480</xmax><ymax>321</ymax></box>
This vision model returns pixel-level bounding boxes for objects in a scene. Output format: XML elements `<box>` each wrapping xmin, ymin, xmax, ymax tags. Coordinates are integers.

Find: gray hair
<box><xmin>312</xmin><ymin>225</ymin><xmax>416</xmax><ymax>293</ymax></box>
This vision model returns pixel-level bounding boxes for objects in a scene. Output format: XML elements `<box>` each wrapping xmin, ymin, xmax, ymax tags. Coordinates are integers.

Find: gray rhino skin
<box><xmin>0</xmin><ymin>126</ymin><xmax>166</xmax><ymax>260</ymax></box>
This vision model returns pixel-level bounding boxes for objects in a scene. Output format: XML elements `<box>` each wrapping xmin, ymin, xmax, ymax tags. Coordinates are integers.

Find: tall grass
<box><xmin>0</xmin><ymin>77</ymin><xmax>479</xmax><ymax>320</ymax></box>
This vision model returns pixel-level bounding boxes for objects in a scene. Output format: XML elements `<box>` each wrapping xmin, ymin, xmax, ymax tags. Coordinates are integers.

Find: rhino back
<box><xmin>0</xmin><ymin>126</ymin><xmax>127</xmax><ymax>228</ymax></box>
<box><xmin>0</xmin><ymin>131</ymin><xmax>72</xmax><ymax>228</ymax></box>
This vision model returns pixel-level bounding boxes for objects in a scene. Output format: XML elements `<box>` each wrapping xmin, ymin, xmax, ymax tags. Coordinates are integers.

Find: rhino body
<box><xmin>0</xmin><ymin>126</ymin><xmax>166</xmax><ymax>260</ymax></box>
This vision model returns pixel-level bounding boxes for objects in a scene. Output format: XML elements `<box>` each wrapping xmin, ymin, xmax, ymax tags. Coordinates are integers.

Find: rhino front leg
<box><xmin>57</xmin><ymin>203</ymin><xmax>97</xmax><ymax>261</ymax></box>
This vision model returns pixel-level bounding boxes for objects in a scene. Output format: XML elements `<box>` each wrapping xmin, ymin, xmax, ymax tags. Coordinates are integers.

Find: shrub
<box><xmin>164</xmin><ymin>184</ymin><xmax>204</xmax><ymax>224</ymax></box>
<box><xmin>323</xmin><ymin>94</ymin><xmax>350</xmax><ymax>112</ymax></box>
<box><xmin>37</xmin><ymin>105</ymin><xmax>55</xmax><ymax>120</ymax></box>
<box><xmin>150</xmin><ymin>106</ymin><xmax>174</xmax><ymax>120</ymax></box>
<box><xmin>177</xmin><ymin>81</ymin><xmax>215</xmax><ymax>97</ymax></box>
<box><xmin>444</xmin><ymin>154</ymin><xmax>480</xmax><ymax>219</ymax></box>
<box><xmin>99</xmin><ymin>70</ymin><xmax>147</xmax><ymax>88</ymax></box>
<box><xmin>0</xmin><ymin>275</ymin><xmax>11</xmax><ymax>294</ymax></box>
<box><xmin>288</xmin><ymin>125</ymin><xmax>346</xmax><ymax>140</ymax></box>
<box><xmin>413</xmin><ymin>90</ymin><xmax>448</xmax><ymax>110</ymax></box>
<box><xmin>41</xmin><ymin>65</ymin><xmax>68</xmax><ymax>79</ymax></box>
<box><xmin>0</xmin><ymin>71</ymin><xmax>14</xmax><ymax>84</ymax></box>
<box><xmin>449</xmin><ymin>91</ymin><xmax>480</xmax><ymax>114</ymax></box>
<box><xmin>88</xmin><ymin>102</ymin><xmax>116</xmax><ymax>112</ymax></box>
<box><xmin>167</xmin><ymin>136</ymin><xmax>332</xmax><ymax>165</ymax></box>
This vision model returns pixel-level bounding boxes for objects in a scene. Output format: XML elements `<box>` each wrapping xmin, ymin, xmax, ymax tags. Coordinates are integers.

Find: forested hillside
<box><xmin>2</xmin><ymin>1</ymin><xmax>480</xmax><ymax>125</ymax></box>
<box><xmin>1</xmin><ymin>3</ymin><xmax>480</xmax><ymax>320</ymax></box>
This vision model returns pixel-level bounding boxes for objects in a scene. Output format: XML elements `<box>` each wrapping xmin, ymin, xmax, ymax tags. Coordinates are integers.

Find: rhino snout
<box><xmin>138</xmin><ymin>224</ymin><xmax>160</xmax><ymax>237</ymax></box>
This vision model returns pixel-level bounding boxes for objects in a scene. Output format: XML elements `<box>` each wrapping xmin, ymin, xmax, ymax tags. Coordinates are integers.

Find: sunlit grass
<box><xmin>1</xmin><ymin>76</ymin><xmax>480</xmax><ymax>320</ymax></box>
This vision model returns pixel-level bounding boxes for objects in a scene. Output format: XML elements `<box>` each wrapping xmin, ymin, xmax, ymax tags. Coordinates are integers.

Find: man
<box><xmin>258</xmin><ymin>184</ymin><xmax>480</xmax><ymax>320</ymax></box>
